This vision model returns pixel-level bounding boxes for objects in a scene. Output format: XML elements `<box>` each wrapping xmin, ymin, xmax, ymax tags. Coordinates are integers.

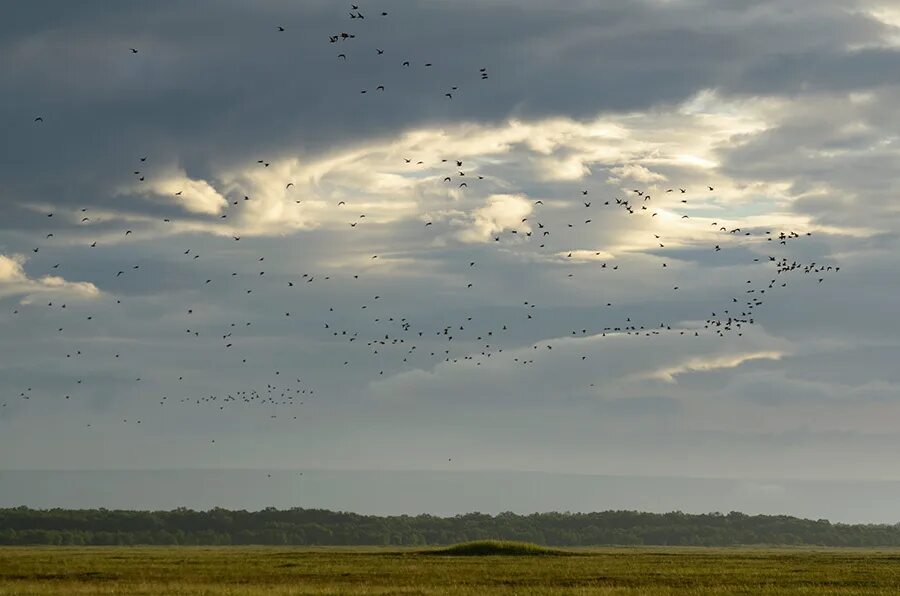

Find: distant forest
<box><xmin>3</xmin><ymin>508</ymin><xmax>900</xmax><ymax>546</ymax></box>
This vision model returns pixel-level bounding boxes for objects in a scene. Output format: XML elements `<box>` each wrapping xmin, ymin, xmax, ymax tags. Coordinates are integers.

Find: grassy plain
<box><xmin>2</xmin><ymin>544</ymin><xmax>900</xmax><ymax>595</ymax></box>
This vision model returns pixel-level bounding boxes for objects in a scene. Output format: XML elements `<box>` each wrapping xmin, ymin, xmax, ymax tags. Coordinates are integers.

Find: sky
<box><xmin>6</xmin><ymin>470</ymin><xmax>900</xmax><ymax>523</ymax></box>
<box><xmin>3</xmin><ymin>0</ymin><xmax>900</xmax><ymax>492</ymax></box>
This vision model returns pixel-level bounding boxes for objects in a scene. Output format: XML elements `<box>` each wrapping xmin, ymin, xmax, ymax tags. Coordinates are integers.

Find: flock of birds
<box><xmin>7</xmin><ymin>3</ymin><xmax>841</xmax><ymax>454</ymax></box>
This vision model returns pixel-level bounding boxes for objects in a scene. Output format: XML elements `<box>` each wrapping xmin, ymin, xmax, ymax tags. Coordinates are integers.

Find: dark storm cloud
<box><xmin>3</xmin><ymin>0</ymin><xmax>896</xmax><ymax>208</ymax></box>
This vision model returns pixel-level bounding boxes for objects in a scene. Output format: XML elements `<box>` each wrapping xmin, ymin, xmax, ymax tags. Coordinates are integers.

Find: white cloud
<box><xmin>0</xmin><ymin>254</ymin><xmax>100</xmax><ymax>301</ymax></box>
<box><xmin>218</xmin><ymin>155</ymin><xmax>421</xmax><ymax>235</ymax></box>
<box><xmin>645</xmin><ymin>351</ymin><xmax>786</xmax><ymax>383</ymax></box>
<box><xmin>553</xmin><ymin>249</ymin><xmax>615</xmax><ymax>262</ymax></box>
<box><xmin>860</xmin><ymin>3</ymin><xmax>900</xmax><ymax>47</ymax></box>
<box><xmin>608</xmin><ymin>164</ymin><xmax>668</xmax><ymax>184</ymax></box>
<box><xmin>122</xmin><ymin>170</ymin><xmax>228</xmax><ymax>216</ymax></box>
<box><xmin>457</xmin><ymin>194</ymin><xmax>533</xmax><ymax>243</ymax></box>
<box><xmin>87</xmin><ymin>93</ymin><xmax>861</xmax><ymax>254</ymax></box>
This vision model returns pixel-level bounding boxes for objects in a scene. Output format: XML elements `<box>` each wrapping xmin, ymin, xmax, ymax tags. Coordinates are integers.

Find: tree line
<box><xmin>2</xmin><ymin>507</ymin><xmax>899</xmax><ymax>546</ymax></box>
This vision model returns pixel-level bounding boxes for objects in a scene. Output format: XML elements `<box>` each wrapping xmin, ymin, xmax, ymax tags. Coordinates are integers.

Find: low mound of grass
<box><xmin>427</xmin><ymin>540</ymin><xmax>569</xmax><ymax>557</ymax></box>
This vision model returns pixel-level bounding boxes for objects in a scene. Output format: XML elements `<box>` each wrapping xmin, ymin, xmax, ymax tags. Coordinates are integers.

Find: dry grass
<box><xmin>2</xmin><ymin>546</ymin><xmax>900</xmax><ymax>594</ymax></box>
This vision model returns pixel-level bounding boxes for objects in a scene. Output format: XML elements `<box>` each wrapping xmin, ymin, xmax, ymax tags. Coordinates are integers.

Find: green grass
<box><xmin>2</xmin><ymin>545</ymin><xmax>900</xmax><ymax>594</ymax></box>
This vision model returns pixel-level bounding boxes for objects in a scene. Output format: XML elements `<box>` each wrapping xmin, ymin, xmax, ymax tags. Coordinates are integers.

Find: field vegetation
<box><xmin>2</xmin><ymin>545</ymin><xmax>900</xmax><ymax>595</ymax></box>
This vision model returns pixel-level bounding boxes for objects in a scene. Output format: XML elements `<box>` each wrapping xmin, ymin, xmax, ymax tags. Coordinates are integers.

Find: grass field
<box><xmin>3</xmin><ymin>544</ymin><xmax>900</xmax><ymax>595</ymax></box>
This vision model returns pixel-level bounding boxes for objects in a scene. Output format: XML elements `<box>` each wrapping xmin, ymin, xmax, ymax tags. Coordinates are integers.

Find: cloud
<box><xmin>0</xmin><ymin>254</ymin><xmax>100</xmax><ymax>301</ymax></box>
<box><xmin>867</xmin><ymin>4</ymin><xmax>900</xmax><ymax>47</ymax></box>
<box><xmin>553</xmin><ymin>249</ymin><xmax>615</xmax><ymax>262</ymax></box>
<box><xmin>608</xmin><ymin>164</ymin><xmax>668</xmax><ymax>184</ymax></box>
<box><xmin>126</xmin><ymin>99</ymin><xmax>802</xmax><ymax>246</ymax></box>
<box><xmin>369</xmin><ymin>325</ymin><xmax>794</xmax><ymax>411</ymax></box>
<box><xmin>457</xmin><ymin>194</ymin><xmax>533</xmax><ymax>243</ymax></box>
<box><xmin>645</xmin><ymin>351</ymin><xmax>786</xmax><ymax>383</ymax></box>
<box><xmin>135</xmin><ymin>172</ymin><xmax>228</xmax><ymax>216</ymax></box>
